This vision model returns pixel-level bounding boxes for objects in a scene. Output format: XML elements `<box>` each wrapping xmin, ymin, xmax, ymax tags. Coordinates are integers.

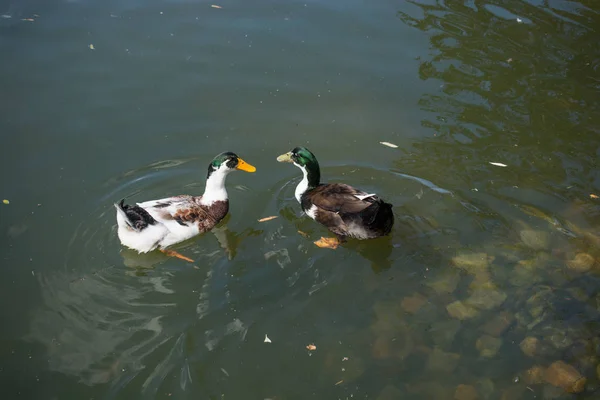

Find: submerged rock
<box><xmin>452</xmin><ymin>252</ymin><xmax>492</xmax><ymax>273</ymax></box>
<box><xmin>447</xmin><ymin>300</ymin><xmax>480</xmax><ymax>320</ymax></box>
<box><xmin>544</xmin><ymin>360</ymin><xmax>586</xmax><ymax>393</ymax></box>
<box><xmin>465</xmin><ymin>288</ymin><xmax>507</xmax><ymax>310</ymax></box>
<box><xmin>430</xmin><ymin>319</ymin><xmax>461</xmax><ymax>347</ymax></box>
<box><xmin>426</xmin><ymin>268</ymin><xmax>461</xmax><ymax>294</ymax></box>
<box><xmin>566</xmin><ymin>253</ymin><xmax>595</xmax><ymax>272</ymax></box>
<box><xmin>426</xmin><ymin>347</ymin><xmax>460</xmax><ymax>373</ymax></box>
<box><xmin>520</xmin><ymin>230</ymin><xmax>551</xmax><ymax>251</ymax></box>
<box><xmin>475</xmin><ymin>378</ymin><xmax>494</xmax><ymax>399</ymax></box>
<box><xmin>401</xmin><ymin>292</ymin><xmax>427</xmax><ymax>314</ymax></box>
<box><xmin>524</xmin><ymin>365</ymin><xmax>546</xmax><ymax>384</ymax></box>
<box><xmin>476</xmin><ymin>335</ymin><xmax>503</xmax><ymax>358</ymax></box>
<box><xmin>454</xmin><ymin>384</ymin><xmax>478</xmax><ymax>400</ymax></box>
<box><xmin>480</xmin><ymin>311</ymin><xmax>514</xmax><ymax>336</ymax></box>
<box><xmin>520</xmin><ymin>337</ymin><xmax>539</xmax><ymax>357</ymax></box>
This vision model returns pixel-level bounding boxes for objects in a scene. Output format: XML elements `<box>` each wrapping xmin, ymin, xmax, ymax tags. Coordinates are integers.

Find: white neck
<box><xmin>294</xmin><ymin>164</ymin><xmax>309</xmax><ymax>203</ymax></box>
<box><xmin>201</xmin><ymin>168</ymin><xmax>229</xmax><ymax>205</ymax></box>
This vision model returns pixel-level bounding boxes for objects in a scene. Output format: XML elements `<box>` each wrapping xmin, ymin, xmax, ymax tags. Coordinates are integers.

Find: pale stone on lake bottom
<box><xmin>426</xmin><ymin>268</ymin><xmax>461</xmax><ymax>294</ymax></box>
<box><xmin>454</xmin><ymin>384</ymin><xmax>478</xmax><ymax>400</ymax></box>
<box><xmin>447</xmin><ymin>300</ymin><xmax>479</xmax><ymax>320</ymax></box>
<box><xmin>524</xmin><ymin>365</ymin><xmax>546</xmax><ymax>384</ymax></box>
<box><xmin>452</xmin><ymin>252</ymin><xmax>491</xmax><ymax>273</ymax></box>
<box><xmin>520</xmin><ymin>336</ymin><xmax>539</xmax><ymax>357</ymax></box>
<box><xmin>476</xmin><ymin>334</ymin><xmax>502</xmax><ymax>358</ymax></box>
<box><xmin>400</xmin><ymin>292</ymin><xmax>427</xmax><ymax>314</ymax></box>
<box><xmin>520</xmin><ymin>230</ymin><xmax>551</xmax><ymax>251</ymax></box>
<box><xmin>465</xmin><ymin>288</ymin><xmax>507</xmax><ymax>310</ymax></box>
<box><xmin>544</xmin><ymin>360</ymin><xmax>586</xmax><ymax>393</ymax></box>
<box><xmin>566</xmin><ymin>253</ymin><xmax>595</xmax><ymax>272</ymax></box>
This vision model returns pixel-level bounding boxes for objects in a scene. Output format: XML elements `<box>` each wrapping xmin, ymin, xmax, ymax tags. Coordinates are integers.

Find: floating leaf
<box><xmin>590</xmin><ymin>194</ymin><xmax>599</xmax><ymax>199</ymax></box>
<box><xmin>297</xmin><ymin>230</ymin><xmax>309</xmax><ymax>238</ymax></box>
<box><xmin>306</xmin><ymin>343</ymin><xmax>316</xmax><ymax>351</ymax></box>
<box><xmin>379</xmin><ymin>141</ymin><xmax>398</xmax><ymax>148</ymax></box>
<box><xmin>264</xmin><ymin>334</ymin><xmax>272</xmax><ymax>343</ymax></box>
<box><xmin>488</xmin><ymin>162</ymin><xmax>507</xmax><ymax>167</ymax></box>
<box><xmin>2</xmin><ymin>199</ymin><xmax>9</xmax><ymax>205</ymax></box>
<box><xmin>258</xmin><ymin>216</ymin><xmax>278</xmax><ymax>222</ymax></box>
<box><xmin>88</xmin><ymin>44</ymin><xmax>95</xmax><ymax>50</ymax></box>
<box><xmin>211</xmin><ymin>4</ymin><xmax>222</xmax><ymax>8</ymax></box>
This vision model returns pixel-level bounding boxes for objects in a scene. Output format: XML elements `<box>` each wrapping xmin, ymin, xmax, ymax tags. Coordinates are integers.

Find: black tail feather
<box><xmin>117</xmin><ymin>198</ymin><xmax>158</xmax><ymax>231</ymax></box>
<box><xmin>360</xmin><ymin>199</ymin><xmax>394</xmax><ymax>236</ymax></box>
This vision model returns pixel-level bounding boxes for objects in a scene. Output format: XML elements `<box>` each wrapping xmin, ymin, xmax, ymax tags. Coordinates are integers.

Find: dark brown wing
<box><xmin>303</xmin><ymin>183</ymin><xmax>377</xmax><ymax>215</ymax></box>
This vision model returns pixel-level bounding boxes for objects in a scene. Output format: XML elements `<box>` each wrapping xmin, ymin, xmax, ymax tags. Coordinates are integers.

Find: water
<box><xmin>1</xmin><ymin>0</ymin><xmax>599</xmax><ymax>398</ymax></box>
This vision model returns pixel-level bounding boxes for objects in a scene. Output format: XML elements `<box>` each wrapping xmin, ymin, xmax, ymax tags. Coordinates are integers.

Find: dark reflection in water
<box><xmin>397</xmin><ymin>0</ymin><xmax>600</xmax><ymax>203</ymax></box>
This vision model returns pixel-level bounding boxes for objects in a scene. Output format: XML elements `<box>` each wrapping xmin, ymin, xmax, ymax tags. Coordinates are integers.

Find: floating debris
<box><xmin>297</xmin><ymin>230</ymin><xmax>309</xmax><ymax>238</ymax></box>
<box><xmin>379</xmin><ymin>141</ymin><xmax>398</xmax><ymax>148</ymax></box>
<box><xmin>590</xmin><ymin>194</ymin><xmax>599</xmax><ymax>199</ymax></box>
<box><xmin>258</xmin><ymin>216</ymin><xmax>278</xmax><ymax>222</ymax></box>
<box><xmin>488</xmin><ymin>162</ymin><xmax>507</xmax><ymax>167</ymax></box>
<box><xmin>21</xmin><ymin>18</ymin><xmax>35</xmax><ymax>22</ymax></box>
<box><xmin>335</xmin><ymin>380</ymin><xmax>344</xmax><ymax>386</ymax></box>
<box><xmin>88</xmin><ymin>44</ymin><xmax>95</xmax><ymax>50</ymax></box>
<box><xmin>342</xmin><ymin>357</ymin><xmax>349</xmax><ymax>361</ymax></box>
<box><xmin>306</xmin><ymin>343</ymin><xmax>316</xmax><ymax>351</ymax></box>
<box><xmin>264</xmin><ymin>334</ymin><xmax>272</xmax><ymax>343</ymax></box>
<box><xmin>2</xmin><ymin>199</ymin><xmax>9</xmax><ymax>205</ymax></box>
<box><xmin>211</xmin><ymin>5</ymin><xmax>223</xmax><ymax>8</ymax></box>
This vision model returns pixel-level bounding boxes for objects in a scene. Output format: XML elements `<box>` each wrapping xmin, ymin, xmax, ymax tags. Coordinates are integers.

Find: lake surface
<box><xmin>1</xmin><ymin>0</ymin><xmax>599</xmax><ymax>398</ymax></box>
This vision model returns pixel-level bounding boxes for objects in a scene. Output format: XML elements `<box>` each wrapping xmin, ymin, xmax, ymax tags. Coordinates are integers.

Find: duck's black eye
<box><xmin>225</xmin><ymin>157</ymin><xmax>238</xmax><ymax>169</ymax></box>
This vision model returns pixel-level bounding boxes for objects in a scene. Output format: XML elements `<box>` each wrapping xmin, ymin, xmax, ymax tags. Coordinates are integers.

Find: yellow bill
<box><xmin>236</xmin><ymin>158</ymin><xmax>256</xmax><ymax>172</ymax></box>
<box><xmin>277</xmin><ymin>152</ymin><xmax>293</xmax><ymax>163</ymax></box>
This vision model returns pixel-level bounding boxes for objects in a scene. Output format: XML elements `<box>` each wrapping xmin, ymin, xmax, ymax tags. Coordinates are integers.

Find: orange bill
<box><xmin>236</xmin><ymin>158</ymin><xmax>256</xmax><ymax>172</ymax></box>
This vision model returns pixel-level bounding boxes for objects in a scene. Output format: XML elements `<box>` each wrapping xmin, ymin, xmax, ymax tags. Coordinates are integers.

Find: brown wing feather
<box><xmin>305</xmin><ymin>183</ymin><xmax>375</xmax><ymax>215</ymax></box>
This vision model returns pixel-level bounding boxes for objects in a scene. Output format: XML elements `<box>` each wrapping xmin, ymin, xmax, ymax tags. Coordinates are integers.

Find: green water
<box><xmin>1</xmin><ymin>0</ymin><xmax>599</xmax><ymax>398</ymax></box>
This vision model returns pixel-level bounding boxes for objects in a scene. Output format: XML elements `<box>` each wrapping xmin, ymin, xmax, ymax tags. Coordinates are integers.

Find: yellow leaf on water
<box><xmin>2</xmin><ymin>199</ymin><xmax>9</xmax><ymax>205</ymax></box>
<box><xmin>88</xmin><ymin>44</ymin><xmax>95</xmax><ymax>50</ymax></box>
<box><xmin>306</xmin><ymin>343</ymin><xmax>316</xmax><ymax>351</ymax></box>
<box><xmin>590</xmin><ymin>194</ymin><xmax>599</xmax><ymax>199</ymax></box>
<box><xmin>258</xmin><ymin>216</ymin><xmax>278</xmax><ymax>222</ymax></box>
<box><xmin>297</xmin><ymin>230</ymin><xmax>309</xmax><ymax>238</ymax></box>
<box><xmin>211</xmin><ymin>5</ymin><xmax>222</xmax><ymax>8</ymax></box>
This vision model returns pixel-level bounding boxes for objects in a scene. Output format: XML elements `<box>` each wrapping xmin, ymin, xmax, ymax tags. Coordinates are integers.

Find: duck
<box><xmin>115</xmin><ymin>152</ymin><xmax>256</xmax><ymax>262</ymax></box>
<box><xmin>276</xmin><ymin>146</ymin><xmax>394</xmax><ymax>249</ymax></box>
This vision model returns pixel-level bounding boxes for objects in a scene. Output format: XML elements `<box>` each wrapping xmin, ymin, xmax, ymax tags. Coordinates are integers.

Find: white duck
<box><xmin>115</xmin><ymin>152</ymin><xmax>256</xmax><ymax>262</ymax></box>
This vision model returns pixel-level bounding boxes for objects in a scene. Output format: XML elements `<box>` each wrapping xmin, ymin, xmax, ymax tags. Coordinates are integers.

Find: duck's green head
<box><xmin>208</xmin><ymin>151</ymin><xmax>256</xmax><ymax>178</ymax></box>
<box><xmin>277</xmin><ymin>146</ymin><xmax>320</xmax><ymax>187</ymax></box>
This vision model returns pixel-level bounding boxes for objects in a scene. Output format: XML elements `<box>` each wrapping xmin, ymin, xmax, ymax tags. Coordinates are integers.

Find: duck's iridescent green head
<box><xmin>277</xmin><ymin>146</ymin><xmax>320</xmax><ymax>187</ymax></box>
